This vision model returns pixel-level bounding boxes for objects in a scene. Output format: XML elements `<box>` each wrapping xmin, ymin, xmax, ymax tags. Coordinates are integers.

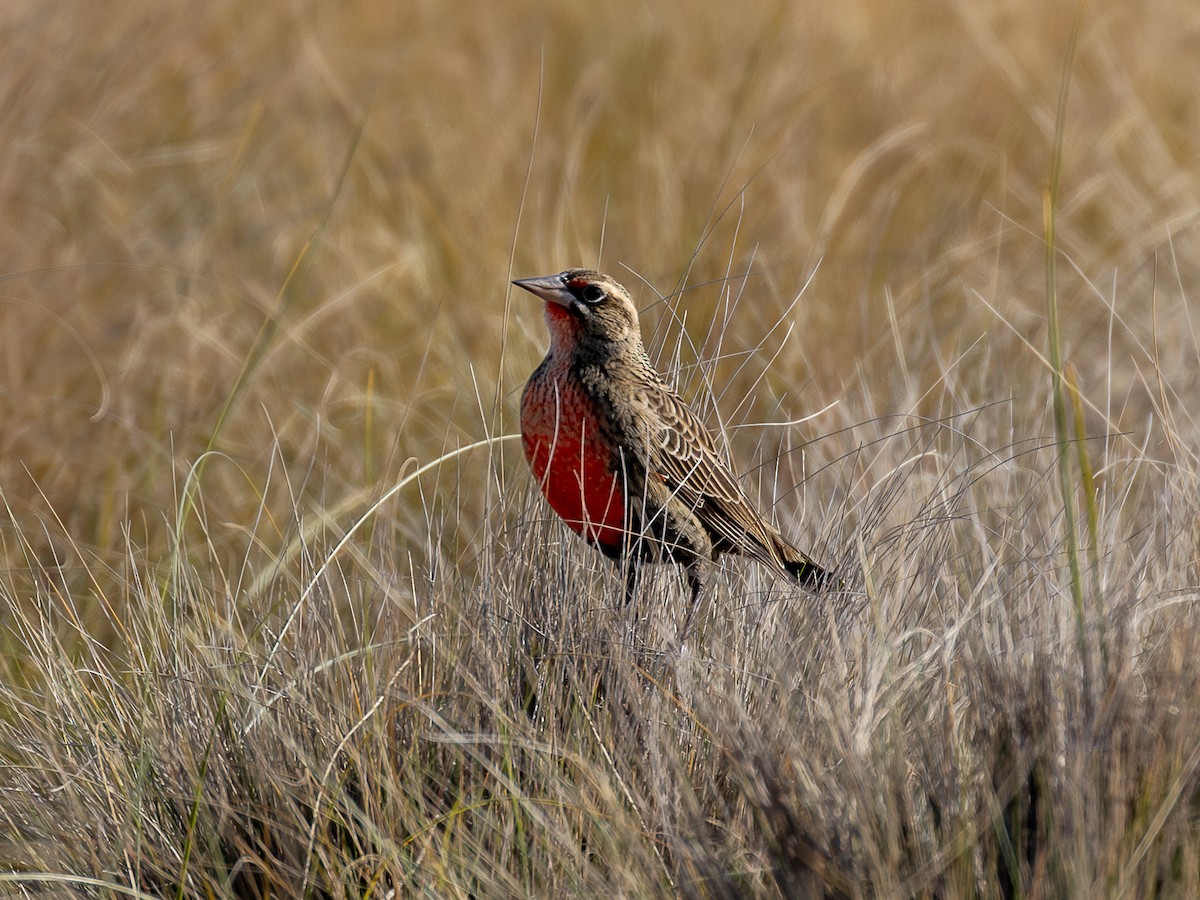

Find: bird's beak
<box><xmin>512</xmin><ymin>274</ymin><xmax>571</xmax><ymax>308</ymax></box>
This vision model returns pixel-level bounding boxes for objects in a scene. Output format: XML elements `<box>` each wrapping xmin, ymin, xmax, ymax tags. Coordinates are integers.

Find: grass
<box><xmin>2</xmin><ymin>0</ymin><xmax>1200</xmax><ymax>896</ymax></box>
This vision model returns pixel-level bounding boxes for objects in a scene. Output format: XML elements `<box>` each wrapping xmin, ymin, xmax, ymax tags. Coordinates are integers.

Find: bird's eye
<box><xmin>580</xmin><ymin>284</ymin><xmax>605</xmax><ymax>304</ymax></box>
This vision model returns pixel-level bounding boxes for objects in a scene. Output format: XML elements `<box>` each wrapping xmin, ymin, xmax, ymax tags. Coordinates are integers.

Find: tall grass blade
<box><xmin>1043</xmin><ymin>0</ymin><xmax>1091</xmax><ymax>696</ymax></box>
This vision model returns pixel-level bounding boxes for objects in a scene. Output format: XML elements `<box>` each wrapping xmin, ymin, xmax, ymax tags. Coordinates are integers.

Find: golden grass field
<box><xmin>2</xmin><ymin>0</ymin><xmax>1199</xmax><ymax>896</ymax></box>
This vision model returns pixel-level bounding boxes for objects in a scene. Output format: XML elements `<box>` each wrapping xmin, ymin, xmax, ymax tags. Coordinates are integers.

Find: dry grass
<box><xmin>2</xmin><ymin>0</ymin><xmax>1199</xmax><ymax>896</ymax></box>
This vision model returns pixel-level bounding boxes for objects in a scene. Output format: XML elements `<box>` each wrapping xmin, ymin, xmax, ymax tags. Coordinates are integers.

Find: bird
<box><xmin>514</xmin><ymin>267</ymin><xmax>836</xmax><ymax>618</ymax></box>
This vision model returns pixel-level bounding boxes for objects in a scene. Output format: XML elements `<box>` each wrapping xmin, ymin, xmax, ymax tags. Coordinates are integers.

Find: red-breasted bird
<box><xmin>514</xmin><ymin>268</ymin><xmax>835</xmax><ymax>610</ymax></box>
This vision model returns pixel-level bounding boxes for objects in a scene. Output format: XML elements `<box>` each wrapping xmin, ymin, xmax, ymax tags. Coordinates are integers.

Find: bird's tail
<box><xmin>773</xmin><ymin>534</ymin><xmax>840</xmax><ymax>590</ymax></box>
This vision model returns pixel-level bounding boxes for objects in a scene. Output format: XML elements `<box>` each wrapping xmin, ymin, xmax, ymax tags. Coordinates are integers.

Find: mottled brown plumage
<box><xmin>515</xmin><ymin>268</ymin><xmax>835</xmax><ymax>609</ymax></box>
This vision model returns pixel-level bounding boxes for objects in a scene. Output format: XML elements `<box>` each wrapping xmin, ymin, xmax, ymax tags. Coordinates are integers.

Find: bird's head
<box><xmin>512</xmin><ymin>269</ymin><xmax>641</xmax><ymax>349</ymax></box>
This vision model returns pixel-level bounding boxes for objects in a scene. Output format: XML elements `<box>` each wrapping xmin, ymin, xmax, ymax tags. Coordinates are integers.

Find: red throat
<box><xmin>542</xmin><ymin>300</ymin><xmax>581</xmax><ymax>348</ymax></box>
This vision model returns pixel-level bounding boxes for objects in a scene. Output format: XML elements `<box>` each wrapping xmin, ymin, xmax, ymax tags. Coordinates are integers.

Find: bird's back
<box><xmin>626</xmin><ymin>366</ymin><xmax>827</xmax><ymax>582</ymax></box>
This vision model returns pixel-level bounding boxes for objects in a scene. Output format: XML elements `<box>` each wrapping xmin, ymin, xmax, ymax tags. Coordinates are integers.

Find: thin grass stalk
<box><xmin>0</xmin><ymin>872</ymin><xmax>163</xmax><ymax>899</ymax></box>
<box><xmin>1066</xmin><ymin>362</ymin><xmax>1107</xmax><ymax>668</ymax></box>
<box><xmin>1043</xmin><ymin>0</ymin><xmax>1091</xmax><ymax>697</ymax></box>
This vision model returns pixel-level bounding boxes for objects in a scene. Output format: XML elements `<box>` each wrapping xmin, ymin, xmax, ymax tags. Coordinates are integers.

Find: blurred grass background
<box><xmin>3</xmin><ymin>0</ymin><xmax>1195</xmax><ymax>595</ymax></box>
<box><xmin>1</xmin><ymin>0</ymin><xmax>1199</xmax><ymax>896</ymax></box>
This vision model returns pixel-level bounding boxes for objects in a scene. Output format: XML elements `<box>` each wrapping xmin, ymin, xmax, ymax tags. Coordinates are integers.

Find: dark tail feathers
<box><xmin>774</xmin><ymin>534</ymin><xmax>840</xmax><ymax>591</ymax></box>
<box><xmin>786</xmin><ymin>558</ymin><xmax>840</xmax><ymax>590</ymax></box>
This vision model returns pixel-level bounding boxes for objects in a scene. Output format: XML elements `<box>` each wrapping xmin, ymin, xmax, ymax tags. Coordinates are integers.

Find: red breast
<box><xmin>521</xmin><ymin>363</ymin><xmax>627</xmax><ymax>551</ymax></box>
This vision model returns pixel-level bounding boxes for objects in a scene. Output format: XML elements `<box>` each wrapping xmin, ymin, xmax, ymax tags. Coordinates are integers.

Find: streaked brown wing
<box><xmin>646</xmin><ymin>379</ymin><xmax>788</xmax><ymax>574</ymax></box>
